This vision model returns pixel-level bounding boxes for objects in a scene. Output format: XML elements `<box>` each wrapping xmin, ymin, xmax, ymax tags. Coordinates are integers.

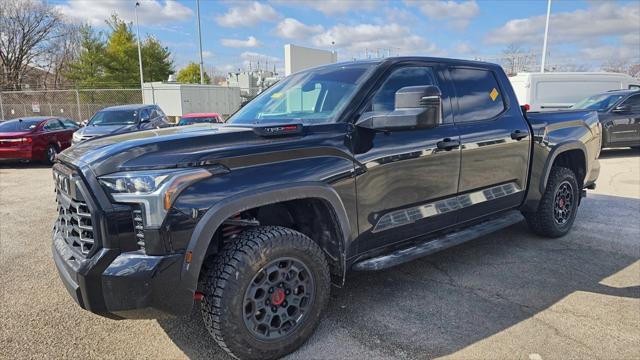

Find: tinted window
<box><xmin>44</xmin><ymin>119</ymin><xmax>64</xmax><ymax>131</ymax></box>
<box><xmin>0</xmin><ymin>119</ymin><xmax>41</xmax><ymax>132</ymax></box>
<box><xmin>367</xmin><ymin>66</ymin><xmax>436</xmax><ymax>112</ymax></box>
<box><xmin>620</xmin><ymin>94</ymin><xmax>640</xmax><ymax>111</ymax></box>
<box><xmin>450</xmin><ymin>68</ymin><xmax>505</xmax><ymax>122</ymax></box>
<box><xmin>155</xmin><ymin>107</ymin><xmax>165</xmax><ymax>117</ymax></box>
<box><xmin>89</xmin><ymin>110</ymin><xmax>138</xmax><ymax>126</ymax></box>
<box><xmin>149</xmin><ymin>109</ymin><xmax>159</xmax><ymax>118</ymax></box>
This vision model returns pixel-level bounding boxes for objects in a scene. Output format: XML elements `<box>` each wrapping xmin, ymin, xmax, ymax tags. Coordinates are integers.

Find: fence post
<box><xmin>0</xmin><ymin>91</ymin><xmax>4</xmax><ymax>121</ymax></box>
<box><xmin>75</xmin><ymin>90</ymin><xmax>82</xmax><ymax>121</ymax></box>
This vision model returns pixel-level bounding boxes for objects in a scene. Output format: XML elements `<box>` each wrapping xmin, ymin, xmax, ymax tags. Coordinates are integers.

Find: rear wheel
<box><xmin>524</xmin><ymin>167</ymin><xmax>580</xmax><ymax>238</ymax></box>
<box><xmin>43</xmin><ymin>144</ymin><xmax>58</xmax><ymax>165</ymax></box>
<box><xmin>200</xmin><ymin>226</ymin><xmax>330</xmax><ymax>360</ymax></box>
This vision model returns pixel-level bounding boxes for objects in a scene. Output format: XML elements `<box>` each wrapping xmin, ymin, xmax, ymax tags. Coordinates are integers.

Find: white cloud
<box><xmin>221</xmin><ymin>36</ymin><xmax>260</xmax><ymax>48</ymax></box>
<box><xmin>273</xmin><ymin>0</ymin><xmax>378</xmax><ymax>15</ymax></box>
<box><xmin>240</xmin><ymin>52</ymin><xmax>280</xmax><ymax>62</ymax></box>
<box><xmin>215</xmin><ymin>2</ymin><xmax>279</xmax><ymax>28</ymax></box>
<box><xmin>312</xmin><ymin>23</ymin><xmax>440</xmax><ymax>59</ymax></box>
<box><xmin>56</xmin><ymin>0</ymin><xmax>193</xmax><ymax>26</ymax></box>
<box><xmin>407</xmin><ymin>0</ymin><xmax>479</xmax><ymax>30</ymax></box>
<box><xmin>485</xmin><ymin>2</ymin><xmax>640</xmax><ymax>45</ymax></box>
<box><xmin>275</xmin><ymin>18</ymin><xmax>324</xmax><ymax>40</ymax></box>
<box><xmin>202</xmin><ymin>51</ymin><xmax>214</xmax><ymax>59</ymax></box>
<box><xmin>451</xmin><ymin>42</ymin><xmax>474</xmax><ymax>56</ymax></box>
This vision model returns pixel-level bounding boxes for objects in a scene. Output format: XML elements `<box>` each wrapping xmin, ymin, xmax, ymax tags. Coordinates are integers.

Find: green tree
<box><xmin>64</xmin><ymin>25</ymin><xmax>106</xmax><ymax>88</ymax></box>
<box><xmin>103</xmin><ymin>15</ymin><xmax>139</xmax><ymax>87</ymax></box>
<box><xmin>177</xmin><ymin>62</ymin><xmax>210</xmax><ymax>84</ymax></box>
<box><xmin>142</xmin><ymin>36</ymin><xmax>174</xmax><ymax>82</ymax></box>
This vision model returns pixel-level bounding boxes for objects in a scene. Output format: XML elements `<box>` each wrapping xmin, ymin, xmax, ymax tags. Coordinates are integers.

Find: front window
<box><xmin>88</xmin><ymin>110</ymin><xmax>139</xmax><ymax>126</ymax></box>
<box><xmin>572</xmin><ymin>94</ymin><xmax>625</xmax><ymax>112</ymax></box>
<box><xmin>228</xmin><ymin>63</ymin><xmax>375</xmax><ymax>125</ymax></box>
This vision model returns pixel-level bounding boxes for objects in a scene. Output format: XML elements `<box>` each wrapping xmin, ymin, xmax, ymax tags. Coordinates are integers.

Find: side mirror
<box><xmin>612</xmin><ymin>104</ymin><xmax>632</xmax><ymax>113</ymax></box>
<box><xmin>357</xmin><ymin>85</ymin><xmax>442</xmax><ymax>131</ymax></box>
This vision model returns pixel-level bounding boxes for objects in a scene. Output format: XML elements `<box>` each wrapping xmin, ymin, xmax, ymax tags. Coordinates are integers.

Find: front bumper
<box><xmin>53</xmin><ymin>232</ymin><xmax>192</xmax><ymax>319</ymax></box>
<box><xmin>51</xmin><ymin>162</ymin><xmax>194</xmax><ymax>319</ymax></box>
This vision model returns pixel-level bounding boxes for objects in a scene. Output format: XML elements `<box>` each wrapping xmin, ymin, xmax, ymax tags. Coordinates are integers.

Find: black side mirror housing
<box><xmin>357</xmin><ymin>85</ymin><xmax>442</xmax><ymax>131</ymax></box>
<box><xmin>612</xmin><ymin>104</ymin><xmax>632</xmax><ymax>113</ymax></box>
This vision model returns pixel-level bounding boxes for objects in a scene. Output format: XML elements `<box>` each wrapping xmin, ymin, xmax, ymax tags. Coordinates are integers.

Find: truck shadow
<box><xmin>158</xmin><ymin>193</ymin><xmax>639</xmax><ymax>359</ymax></box>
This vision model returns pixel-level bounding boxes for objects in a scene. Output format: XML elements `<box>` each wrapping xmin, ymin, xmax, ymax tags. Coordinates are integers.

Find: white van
<box><xmin>509</xmin><ymin>72</ymin><xmax>640</xmax><ymax>111</ymax></box>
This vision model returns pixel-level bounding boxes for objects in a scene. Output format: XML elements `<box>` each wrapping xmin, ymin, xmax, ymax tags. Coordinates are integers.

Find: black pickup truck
<box><xmin>52</xmin><ymin>57</ymin><xmax>601</xmax><ymax>360</ymax></box>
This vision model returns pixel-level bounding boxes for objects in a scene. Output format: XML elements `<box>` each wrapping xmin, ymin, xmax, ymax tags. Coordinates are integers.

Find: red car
<box><xmin>0</xmin><ymin>116</ymin><xmax>79</xmax><ymax>165</ymax></box>
<box><xmin>177</xmin><ymin>112</ymin><xmax>223</xmax><ymax>126</ymax></box>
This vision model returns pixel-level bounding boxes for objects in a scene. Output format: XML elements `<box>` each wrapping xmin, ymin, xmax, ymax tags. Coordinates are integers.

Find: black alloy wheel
<box><xmin>242</xmin><ymin>257</ymin><xmax>315</xmax><ymax>341</ymax></box>
<box><xmin>553</xmin><ymin>181</ymin><xmax>573</xmax><ymax>225</ymax></box>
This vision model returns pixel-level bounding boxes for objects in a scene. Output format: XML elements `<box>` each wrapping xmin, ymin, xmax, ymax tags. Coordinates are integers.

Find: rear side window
<box><xmin>44</xmin><ymin>119</ymin><xmax>64</xmax><ymax>131</ymax></box>
<box><xmin>451</xmin><ymin>68</ymin><xmax>505</xmax><ymax>122</ymax></box>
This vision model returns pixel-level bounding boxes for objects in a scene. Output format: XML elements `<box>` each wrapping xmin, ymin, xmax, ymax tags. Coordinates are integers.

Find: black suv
<box><xmin>53</xmin><ymin>57</ymin><xmax>600</xmax><ymax>360</ymax></box>
<box><xmin>572</xmin><ymin>89</ymin><xmax>640</xmax><ymax>149</ymax></box>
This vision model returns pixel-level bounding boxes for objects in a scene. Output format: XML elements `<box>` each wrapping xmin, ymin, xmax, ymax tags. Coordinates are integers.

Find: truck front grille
<box><xmin>55</xmin><ymin>194</ymin><xmax>95</xmax><ymax>256</ymax></box>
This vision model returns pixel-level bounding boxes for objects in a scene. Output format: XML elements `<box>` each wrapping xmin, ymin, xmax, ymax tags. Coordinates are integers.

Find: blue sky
<box><xmin>52</xmin><ymin>0</ymin><xmax>640</xmax><ymax>75</ymax></box>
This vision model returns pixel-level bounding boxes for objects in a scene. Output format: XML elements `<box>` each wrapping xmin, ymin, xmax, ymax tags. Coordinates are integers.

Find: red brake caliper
<box><xmin>271</xmin><ymin>288</ymin><xmax>286</xmax><ymax>306</ymax></box>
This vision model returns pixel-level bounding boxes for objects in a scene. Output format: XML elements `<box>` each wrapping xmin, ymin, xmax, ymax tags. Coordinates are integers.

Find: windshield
<box><xmin>0</xmin><ymin>119</ymin><xmax>41</xmax><ymax>132</ymax></box>
<box><xmin>88</xmin><ymin>110</ymin><xmax>139</xmax><ymax>126</ymax></box>
<box><xmin>179</xmin><ymin>117</ymin><xmax>220</xmax><ymax>125</ymax></box>
<box><xmin>572</xmin><ymin>94</ymin><xmax>624</xmax><ymax>111</ymax></box>
<box><xmin>228</xmin><ymin>63</ymin><xmax>375</xmax><ymax>125</ymax></box>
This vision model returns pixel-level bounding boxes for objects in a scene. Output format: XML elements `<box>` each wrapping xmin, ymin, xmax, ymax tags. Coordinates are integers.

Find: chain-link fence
<box><xmin>0</xmin><ymin>86</ymin><xmax>264</xmax><ymax>122</ymax></box>
<box><xmin>0</xmin><ymin>89</ymin><xmax>143</xmax><ymax>122</ymax></box>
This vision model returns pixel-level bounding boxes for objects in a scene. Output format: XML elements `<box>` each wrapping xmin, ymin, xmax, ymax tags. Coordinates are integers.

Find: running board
<box><xmin>352</xmin><ymin>210</ymin><xmax>524</xmax><ymax>271</ymax></box>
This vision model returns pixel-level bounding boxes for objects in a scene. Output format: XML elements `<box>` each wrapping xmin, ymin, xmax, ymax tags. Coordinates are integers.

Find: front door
<box><xmin>449</xmin><ymin>66</ymin><xmax>531</xmax><ymax>223</ymax></box>
<box><xmin>352</xmin><ymin>64</ymin><xmax>461</xmax><ymax>253</ymax></box>
<box><xmin>607</xmin><ymin>94</ymin><xmax>640</xmax><ymax>146</ymax></box>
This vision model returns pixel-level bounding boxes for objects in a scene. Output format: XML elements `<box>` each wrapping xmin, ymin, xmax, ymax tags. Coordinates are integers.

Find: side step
<box><xmin>352</xmin><ymin>210</ymin><xmax>524</xmax><ymax>271</ymax></box>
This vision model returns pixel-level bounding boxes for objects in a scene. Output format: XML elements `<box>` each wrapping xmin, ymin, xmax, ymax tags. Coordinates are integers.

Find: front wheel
<box><xmin>524</xmin><ymin>167</ymin><xmax>580</xmax><ymax>238</ymax></box>
<box><xmin>200</xmin><ymin>226</ymin><xmax>331</xmax><ymax>360</ymax></box>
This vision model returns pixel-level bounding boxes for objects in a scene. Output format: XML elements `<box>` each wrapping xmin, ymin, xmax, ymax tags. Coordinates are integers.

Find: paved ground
<box><xmin>1</xmin><ymin>148</ymin><xmax>639</xmax><ymax>359</ymax></box>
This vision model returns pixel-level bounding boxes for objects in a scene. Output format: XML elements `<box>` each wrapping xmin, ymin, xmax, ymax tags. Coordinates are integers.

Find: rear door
<box><xmin>449</xmin><ymin>66</ymin><xmax>531</xmax><ymax>223</ymax></box>
<box><xmin>608</xmin><ymin>94</ymin><xmax>640</xmax><ymax>145</ymax></box>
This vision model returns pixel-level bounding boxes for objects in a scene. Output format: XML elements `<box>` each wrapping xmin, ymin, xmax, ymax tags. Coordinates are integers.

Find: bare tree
<box><xmin>42</xmin><ymin>23</ymin><xmax>82</xmax><ymax>89</ymax></box>
<box><xmin>0</xmin><ymin>0</ymin><xmax>63</xmax><ymax>90</ymax></box>
<box><xmin>501</xmin><ymin>44</ymin><xmax>536</xmax><ymax>76</ymax></box>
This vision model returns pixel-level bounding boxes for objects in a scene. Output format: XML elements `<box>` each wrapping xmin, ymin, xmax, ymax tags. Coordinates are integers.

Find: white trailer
<box><xmin>142</xmin><ymin>82</ymin><xmax>242</xmax><ymax>120</ymax></box>
<box><xmin>509</xmin><ymin>72</ymin><xmax>640</xmax><ymax>112</ymax></box>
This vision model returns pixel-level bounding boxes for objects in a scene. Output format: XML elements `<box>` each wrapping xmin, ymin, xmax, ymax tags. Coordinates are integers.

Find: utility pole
<box><xmin>196</xmin><ymin>0</ymin><xmax>205</xmax><ymax>84</ymax></box>
<box><xmin>540</xmin><ymin>0</ymin><xmax>552</xmax><ymax>73</ymax></box>
<box><xmin>135</xmin><ymin>2</ymin><xmax>144</xmax><ymax>93</ymax></box>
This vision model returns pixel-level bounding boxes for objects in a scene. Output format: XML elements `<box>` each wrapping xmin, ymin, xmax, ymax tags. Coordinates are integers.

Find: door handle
<box><xmin>511</xmin><ymin>130</ymin><xmax>529</xmax><ymax>141</ymax></box>
<box><xmin>436</xmin><ymin>138</ymin><xmax>460</xmax><ymax>150</ymax></box>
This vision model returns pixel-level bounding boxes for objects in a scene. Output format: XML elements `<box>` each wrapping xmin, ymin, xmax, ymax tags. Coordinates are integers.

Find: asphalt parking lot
<box><xmin>1</xmin><ymin>149</ymin><xmax>639</xmax><ymax>360</ymax></box>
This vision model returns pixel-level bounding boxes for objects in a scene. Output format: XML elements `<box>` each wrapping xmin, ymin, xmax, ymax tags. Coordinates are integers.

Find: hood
<box><xmin>77</xmin><ymin>124</ymin><xmax>139</xmax><ymax>137</ymax></box>
<box><xmin>58</xmin><ymin>123</ymin><xmax>288</xmax><ymax>176</ymax></box>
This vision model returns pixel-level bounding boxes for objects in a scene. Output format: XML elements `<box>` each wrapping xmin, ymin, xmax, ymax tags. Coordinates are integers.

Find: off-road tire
<box><xmin>524</xmin><ymin>166</ymin><xmax>580</xmax><ymax>238</ymax></box>
<box><xmin>43</xmin><ymin>144</ymin><xmax>58</xmax><ymax>165</ymax></box>
<box><xmin>200</xmin><ymin>226</ymin><xmax>331</xmax><ymax>360</ymax></box>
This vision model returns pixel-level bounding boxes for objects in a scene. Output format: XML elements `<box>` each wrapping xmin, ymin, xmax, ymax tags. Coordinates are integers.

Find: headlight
<box><xmin>98</xmin><ymin>168</ymin><xmax>214</xmax><ymax>227</ymax></box>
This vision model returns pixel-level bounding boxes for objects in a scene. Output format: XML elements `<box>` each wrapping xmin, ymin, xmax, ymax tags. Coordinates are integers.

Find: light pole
<box><xmin>135</xmin><ymin>2</ymin><xmax>145</xmax><ymax>92</ymax></box>
<box><xmin>196</xmin><ymin>0</ymin><xmax>205</xmax><ymax>84</ymax></box>
<box><xmin>540</xmin><ymin>0</ymin><xmax>552</xmax><ymax>73</ymax></box>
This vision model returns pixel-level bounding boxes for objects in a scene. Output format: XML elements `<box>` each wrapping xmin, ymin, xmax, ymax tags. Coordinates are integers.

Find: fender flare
<box><xmin>539</xmin><ymin>140</ymin><xmax>587</xmax><ymax>194</ymax></box>
<box><xmin>180</xmin><ymin>181</ymin><xmax>352</xmax><ymax>294</ymax></box>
